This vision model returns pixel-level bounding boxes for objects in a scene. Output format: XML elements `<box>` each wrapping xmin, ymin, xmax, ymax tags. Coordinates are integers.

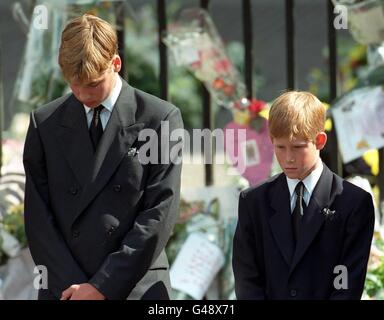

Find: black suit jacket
<box><xmin>233</xmin><ymin>164</ymin><xmax>375</xmax><ymax>300</ymax></box>
<box><xmin>23</xmin><ymin>79</ymin><xmax>183</xmax><ymax>300</ymax></box>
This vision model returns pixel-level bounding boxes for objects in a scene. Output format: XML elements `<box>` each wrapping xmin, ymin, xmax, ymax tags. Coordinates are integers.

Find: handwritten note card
<box><xmin>170</xmin><ymin>232</ymin><xmax>225</xmax><ymax>300</ymax></box>
<box><xmin>331</xmin><ymin>86</ymin><xmax>384</xmax><ymax>163</ymax></box>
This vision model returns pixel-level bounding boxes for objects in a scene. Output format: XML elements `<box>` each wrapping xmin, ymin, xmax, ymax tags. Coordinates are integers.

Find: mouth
<box><xmin>84</xmin><ymin>101</ymin><xmax>97</xmax><ymax>106</ymax></box>
<box><xmin>285</xmin><ymin>168</ymin><xmax>297</xmax><ymax>172</ymax></box>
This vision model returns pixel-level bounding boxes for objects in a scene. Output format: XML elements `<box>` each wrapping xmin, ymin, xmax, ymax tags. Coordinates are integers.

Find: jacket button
<box><xmin>72</xmin><ymin>230</ymin><xmax>80</xmax><ymax>238</ymax></box>
<box><xmin>69</xmin><ymin>186</ymin><xmax>78</xmax><ymax>195</ymax></box>
<box><xmin>113</xmin><ymin>185</ymin><xmax>121</xmax><ymax>192</ymax></box>
<box><xmin>290</xmin><ymin>289</ymin><xmax>297</xmax><ymax>297</ymax></box>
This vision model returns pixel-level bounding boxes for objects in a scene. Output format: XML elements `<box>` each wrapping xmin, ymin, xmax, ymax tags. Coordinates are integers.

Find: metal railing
<box><xmin>151</xmin><ymin>0</ymin><xmax>384</xmax><ymax>220</ymax></box>
<box><xmin>154</xmin><ymin>0</ymin><xmax>341</xmax><ymax>180</ymax></box>
<box><xmin>0</xmin><ymin>0</ymin><xmax>382</xmax><ymax>220</ymax></box>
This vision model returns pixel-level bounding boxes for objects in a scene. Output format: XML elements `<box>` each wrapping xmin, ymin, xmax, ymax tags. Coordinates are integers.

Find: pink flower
<box><xmin>214</xmin><ymin>59</ymin><xmax>231</xmax><ymax>73</ymax></box>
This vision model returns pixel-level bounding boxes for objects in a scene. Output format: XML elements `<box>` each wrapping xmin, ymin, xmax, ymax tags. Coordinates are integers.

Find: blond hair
<box><xmin>58</xmin><ymin>14</ymin><xmax>118</xmax><ymax>83</ymax></box>
<box><xmin>268</xmin><ymin>91</ymin><xmax>326</xmax><ymax>141</ymax></box>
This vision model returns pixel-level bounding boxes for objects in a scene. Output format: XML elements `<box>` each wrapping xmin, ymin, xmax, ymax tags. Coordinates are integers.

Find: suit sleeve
<box><xmin>89</xmin><ymin>108</ymin><xmax>183</xmax><ymax>300</ymax></box>
<box><xmin>23</xmin><ymin>113</ymin><xmax>88</xmax><ymax>298</ymax></box>
<box><xmin>232</xmin><ymin>191</ymin><xmax>266</xmax><ymax>299</ymax></box>
<box><xmin>329</xmin><ymin>192</ymin><xmax>375</xmax><ymax>300</ymax></box>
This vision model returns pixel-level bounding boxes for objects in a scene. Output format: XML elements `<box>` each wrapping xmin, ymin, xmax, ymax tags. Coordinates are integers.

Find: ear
<box><xmin>315</xmin><ymin>132</ymin><xmax>327</xmax><ymax>150</ymax></box>
<box><xmin>112</xmin><ymin>55</ymin><xmax>122</xmax><ymax>73</ymax></box>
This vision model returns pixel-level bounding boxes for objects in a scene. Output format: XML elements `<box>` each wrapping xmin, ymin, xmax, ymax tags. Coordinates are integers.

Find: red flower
<box><xmin>249</xmin><ymin>99</ymin><xmax>266</xmax><ymax>116</ymax></box>
<box><xmin>212</xmin><ymin>78</ymin><xmax>226</xmax><ymax>89</ymax></box>
<box><xmin>223</xmin><ymin>84</ymin><xmax>235</xmax><ymax>96</ymax></box>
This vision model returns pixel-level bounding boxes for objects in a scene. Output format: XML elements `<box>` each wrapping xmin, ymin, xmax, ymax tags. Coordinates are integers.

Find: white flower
<box><xmin>322</xmin><ymin>207</ymin><xmax>336</xmax><ymax>221</ymax></box>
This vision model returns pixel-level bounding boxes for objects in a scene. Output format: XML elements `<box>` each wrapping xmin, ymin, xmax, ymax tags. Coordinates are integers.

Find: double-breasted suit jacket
<box><xmin>23</xmin><ymin>79</ymin><xmax>183</xmax><ymax>300</ymax></box>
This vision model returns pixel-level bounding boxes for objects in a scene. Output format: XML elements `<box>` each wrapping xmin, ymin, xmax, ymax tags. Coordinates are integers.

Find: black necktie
<box><xmin>89</xmin><ymin>105</ymin><xmax>104</xmax><ymax>150</ymax></box>
<box><xmin>292</xmin><ymin>181</ymin><xmax>306</xmax><ymax>243</ymax></box>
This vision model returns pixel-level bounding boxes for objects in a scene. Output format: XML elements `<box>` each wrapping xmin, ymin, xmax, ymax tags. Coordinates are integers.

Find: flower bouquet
<box><xmin>166</xmin><ymin>197</ymin><xmax>226</xmax><ymax>300</ymax></box>
<box><xmin>10</xmin><ymin>0</ymin><xmax>123</xmax><ymax>114</ymax></box>
<box><xmin>163</xmin><ymin>8</ymin><xmax>246</xmax><ymax>109</ymax></box>
<box><xmin>164</xmin><ymin>8</ymin><xmax>274</xmax><ymax>186</ymax></box>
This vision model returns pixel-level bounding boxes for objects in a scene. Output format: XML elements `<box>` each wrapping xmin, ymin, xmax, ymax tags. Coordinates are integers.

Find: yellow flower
<box><xmin>233</xmin><ymin>110</ymin><xmax>251</xmax><ymax>126</ymax></box>
<box><xmin>363</xmin><ymin>149</ymin><xmax>379</xmax><ymax>176</ymax></box>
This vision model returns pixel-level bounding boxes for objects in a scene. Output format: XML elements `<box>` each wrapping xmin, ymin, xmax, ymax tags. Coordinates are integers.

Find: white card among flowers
<box><xmin>170</xmin><ymin>232</ymin><xmax>225</xmax><ymax>300</ymax></box>
<box><xmin>348</xmin><ymin>0</ymin><xmax>384</xmax><ymax>45</ymax></box>
<box><xmin>331</xmin><ymin>86</ymin><xmax>384</xmax><ymax>163</ymax></box>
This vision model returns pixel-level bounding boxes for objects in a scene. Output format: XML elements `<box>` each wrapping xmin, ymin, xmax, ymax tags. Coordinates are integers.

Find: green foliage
<box><xmin>169</xmin><ymin>68</ymin><xmax>202</xmax><ymax>129</ymax></box>
<box><xmin>365</xmin><ymin>258</ymin><xmax>384</xmax><ymax>298</ymax></box>
<box><xmin>124</xmin><ymin>4</ymin><xmax>203</xmax><ymax>129</ymax></box>
<box><xmin>0</xmin><ymin>233</ymin><xmax>4</xmax><ymax>265</ymax></box>
<box><xmin>0</xmin><ymin>203</ymin><xmax>27</xmax><ymax>265</ymax></box>
<box><xmin>364</xmin><ymin>235</ymin><xmax>384</xmax><ymax>299</ymax></box>
<box><xmin>307</xmin><ymin>39</ymin><xmax>367</xmax><ymax>103</ymax></box>
<box><xmin>2</xmin><ymin>204</ymin><xmax>27</xmax><ymax>249</ymax></box>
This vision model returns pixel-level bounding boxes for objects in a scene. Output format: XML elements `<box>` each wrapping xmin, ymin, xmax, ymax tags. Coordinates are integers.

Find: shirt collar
<box><xmin>83</xmin><ymin>74</ymin><xmax>122</xmax><ymax>114</ymax></box>
<box><xmin>286</xmin><ymin>160</ymin><xmax>324</xmax><ymax>199</ymax></box>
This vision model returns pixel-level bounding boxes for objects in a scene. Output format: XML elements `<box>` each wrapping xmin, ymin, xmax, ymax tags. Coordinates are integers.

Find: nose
<box><xmin>286</xmin><ymin>151</ymin><xmax>295</xmax><ymax>164</ymax></box>
<box><xmin>78</xmin><ymin>89</ymin><xmax>91</xmax><ymax>101</ymax></box>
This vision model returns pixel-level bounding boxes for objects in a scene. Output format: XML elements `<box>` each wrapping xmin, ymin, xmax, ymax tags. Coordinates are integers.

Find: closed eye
<box><xmin>88</xmin><ymin>82</ymin><xmax>101</xmax><ymax>88</ymax></box>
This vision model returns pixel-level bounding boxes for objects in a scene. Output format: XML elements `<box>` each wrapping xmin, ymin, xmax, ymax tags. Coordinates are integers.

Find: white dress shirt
<box><xmin>286</xmin><ymin>161</ymin><xmax>324</xmax><ymax>213</ymax></box>
<box><xmin>83</xmin><ymin>75</ymin><xmax>122</xmax><ymax>130</ymax></box>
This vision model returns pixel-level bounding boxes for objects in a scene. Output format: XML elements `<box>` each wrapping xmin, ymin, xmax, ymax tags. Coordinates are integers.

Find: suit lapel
<box><xmin>268</xmin><ymin>174</ymin><xmax>295</xmax><ymax>267</ymax></box>
<box><xmin>73</xmin><ymin>81</ymin><xmax>145</xmax><ymax>223</ymax></box>
<box><xmin>55</xmin><ymin>95</ymin><xmax>94</xmax><ymax>187</ymax></box>
<box><xmin>288</xmin><ymin>164</ymin><xmax>342</xmax><ymax>275</ymax></box>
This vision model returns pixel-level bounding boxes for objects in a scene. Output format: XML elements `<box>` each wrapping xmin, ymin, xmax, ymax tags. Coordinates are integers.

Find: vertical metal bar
<box><xmin>379</xmin><ymin>148</ymin><xmax>384</xmax><ymax>224</ymax></box>
<box><xmin>115</xmin><ymin>1</ymin><xmax>125</xmax><ymax>78</ymax></box>
<box><xmin>285</xmin><ymin>0</ymin><xmax>295</xmax><ymax>89</ymax></box>
<box><xmin>328</xmin><ymin>0</ymin><xmax>337</xmax><ymax>101</ymax></box>
<box><xmin>200</xmin><ymin>0</ymin><xmax>213</xmax><ymax>186</ymax></box>
<box><xmin>325</xmin><ymin>0</ymin><xmax>343</xmax><ymax>176</ymax></box>
<box><xmin>200</xmin><ymin>0</ymin><xmax>210</xmax><ymax>10</ymax></box>
<box><xmin>157</xmin><ymin>0</ymin><xmax>168</xmax><ymax>101</ymax></box>
<box><xmin>0</xmin><ymin>47</ymin><xmax>3</xmax><ymax>177</ymax></box>
<box><xmin>243</xmin><ymin>0</ymin><xmax>253</xmax><ymax>99</ymax></box>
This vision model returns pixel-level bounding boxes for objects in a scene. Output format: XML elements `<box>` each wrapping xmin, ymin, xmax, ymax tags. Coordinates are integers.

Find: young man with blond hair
<box><xmin>232</xmin><ymin>90</ymin><xmax>374</xmax><ymax>299</ymax></box>
<box><xmin>23</xmin><ymin>14</ymin><xmax>183</xmax><ymax>300</ymax></box>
